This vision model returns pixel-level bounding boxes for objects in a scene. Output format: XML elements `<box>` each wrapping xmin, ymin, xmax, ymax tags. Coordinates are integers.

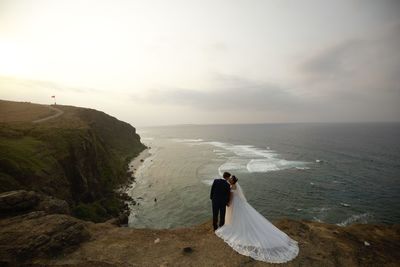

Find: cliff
<box><xmin>0</xmin><ymin>100</ymin><xmax>146</xmax><ymax>222</ymax></box>
<box><xmin>0</xmin><ymin>191</ymin><xmax>399</xmax><ymax>267</ymax></box>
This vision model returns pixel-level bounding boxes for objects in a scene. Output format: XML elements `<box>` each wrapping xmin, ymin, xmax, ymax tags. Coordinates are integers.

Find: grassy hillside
<box><xmin>0</xmin><ymin>100</ymin><xmax>55</xmax><ymax>122</ymax></box>
<box><xmin>0</xmin><ymin>100</ymin><xmax>146</xmax><ymax>221</ymax></box>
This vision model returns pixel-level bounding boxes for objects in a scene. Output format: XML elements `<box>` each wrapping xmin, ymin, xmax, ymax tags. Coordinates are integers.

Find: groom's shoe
<box><xmin>213</xmin><ymin>222</ymin><xmax>218</xmax><ymax>231</ymax></box>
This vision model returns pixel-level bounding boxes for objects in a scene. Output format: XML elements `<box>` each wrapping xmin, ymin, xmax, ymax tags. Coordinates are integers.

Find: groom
<box><xmin>210</xmin><ymin>172</ymin><xmax>231</xmax><ymax>231</ymax></box>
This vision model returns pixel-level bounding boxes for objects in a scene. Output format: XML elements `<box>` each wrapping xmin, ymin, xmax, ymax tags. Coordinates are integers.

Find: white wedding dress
<box><xmin>215</xmin><ymin>184</ymin><xmax>299</xmax><ymax>263</ymax></box>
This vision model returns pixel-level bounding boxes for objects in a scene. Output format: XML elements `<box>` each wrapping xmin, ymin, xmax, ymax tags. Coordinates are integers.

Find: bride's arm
<box><xmin>228</xmin><ymin>192</ymin><xmax>233</xmax><ymax>206</ymax></box>
<box><xmin>227</xmin><ymin>184</ymin><xmax>237</xmax><ymax>206</ymax></box>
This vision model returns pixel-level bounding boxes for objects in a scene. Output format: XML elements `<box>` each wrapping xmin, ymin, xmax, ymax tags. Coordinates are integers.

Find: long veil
<box><xmin>236</xmin><ymin>183</ymin><xmax>247</xmax><ymax>202</ymax></box>
<box><xmin>216</xmin><ymin>182</ymin><xmax>299</xmax><ymax>263</ymax></box>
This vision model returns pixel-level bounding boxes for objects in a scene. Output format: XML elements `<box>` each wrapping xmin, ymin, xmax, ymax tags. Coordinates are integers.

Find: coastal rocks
<box><xmin>118</xmin><ymin>192</ymin><xmax>132</xmax><ymax>202</ymax></box>
<box><xmin>0</xmin><ymin>212</ymin><xmax>90</xmax><ymax>265</ymax></box>
<box><xmin>0</xmin><ymin>190</ymin><xmax>70</xmax><ymax>217</ymax></box>
<box><xmin>0</xmin><ymin>190</ymin><xmax>88</xmax><ymax>265</ymax></box>
<box><xmin>37</xmin><ymin>195</ymin><xmax>70</xmax><ymax>215</ymax></box>
<box><xmin>0</xmin><ymin>190</ymin><xmax>39</xmax><ymax>214</ymax></box>
<box><xmin>106</xmin><ymin>212</ymin><xmax>129</xmax><ymax>226</ymax></box>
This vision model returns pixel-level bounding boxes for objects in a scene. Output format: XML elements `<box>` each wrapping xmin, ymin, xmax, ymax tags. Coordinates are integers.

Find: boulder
<box><xmin>37</xmin><ymin>196</ymin><xmax>70</xmax><ymax>215</ymax></box>
<box><xmin>0</xmin><ymin>190</ymin><xmax>39</xmax><ymax>214</ymax></box>
<box><xmin>106</xmin><ymin>212</ymin><xmax>129</xmax><ymax>226</ymax></box>
<box><xmin>0</xmin><ymin>190</ymin><xmax>70</xmax><ymax>217</ymax></box>
<box><xmin>0</xmin><ymin>212</ymin><xmax>90</xmax><ymax>264</ymax></box>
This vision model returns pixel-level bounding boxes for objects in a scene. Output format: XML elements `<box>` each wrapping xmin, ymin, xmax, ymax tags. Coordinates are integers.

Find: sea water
<box><xmin>127</xmin><ymin>123</ymin><xmax>400</xmax><ymax>229</ymax></box>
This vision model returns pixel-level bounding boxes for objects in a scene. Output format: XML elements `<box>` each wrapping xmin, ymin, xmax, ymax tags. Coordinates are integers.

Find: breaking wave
<box><xmin>172</xmin><ymin>139</ymin><xmax>309</xmax><ymax>174</ymax></box>
<box><xmin>337</xmin><ymin>213</ymin><xmax>372</xmax><ymax>227</ymax></box>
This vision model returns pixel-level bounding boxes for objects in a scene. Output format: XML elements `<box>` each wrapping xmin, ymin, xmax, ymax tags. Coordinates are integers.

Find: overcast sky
<box><xmin>0</xmin><ymin>0</ymin><xmax>399</xmax><ymax>126</ymax></box>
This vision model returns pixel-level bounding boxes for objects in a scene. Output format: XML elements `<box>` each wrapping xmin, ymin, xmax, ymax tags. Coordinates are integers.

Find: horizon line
<box><xmin>138</xmin><ymin>121</ymin><xmax>400</xmax><ymax>128</ymax></box>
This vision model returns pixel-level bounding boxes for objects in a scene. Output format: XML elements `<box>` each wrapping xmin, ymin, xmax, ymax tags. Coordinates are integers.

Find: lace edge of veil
<box><xmin>215</xmin><ymin>231</ymin><xmax>299</xmax><ymax>264</ymax></box>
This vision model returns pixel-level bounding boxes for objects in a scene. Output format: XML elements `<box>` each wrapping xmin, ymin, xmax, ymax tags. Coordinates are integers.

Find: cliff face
<box><xmin>0</xmin><ymin>100</ymin><xmax>146</xmax><ymax>221</ymax></box>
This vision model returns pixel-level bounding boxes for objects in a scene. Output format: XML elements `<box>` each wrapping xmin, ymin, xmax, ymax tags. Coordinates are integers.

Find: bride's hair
<box><xmin>231</xmin><ymin>175</ymin><xmax>238</xmax><ymax>184</ymax></box>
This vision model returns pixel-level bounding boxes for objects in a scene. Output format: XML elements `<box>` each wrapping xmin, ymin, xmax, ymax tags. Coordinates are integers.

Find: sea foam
<box><xmin>206</xmin><ymin>141</ymin><xmax>307</xmax><ymax>173</ymax></box>
<box><xmin>247</xmin><ymin>159</ymin><xmax>306</xmax><ymax>172</ymax></box>
<box><xmin>174</xmin><ymin>138</ymin><xmax>309</xmax><ymax>174</ymax></box>
<box><xmin>173</xmin><ymin>138</ymin><xmax>204</xmax><ymax>143</ymax></box>
<box><xmin>337</xmin><ymin>213</ymin><xmax>372</xmax><ymax>227</ymax></box>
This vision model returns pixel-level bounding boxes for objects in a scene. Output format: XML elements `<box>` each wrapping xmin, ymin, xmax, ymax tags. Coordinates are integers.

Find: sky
<box><xmin>0</xmin><ymin>0</ymin><xmax>399</xmax><ymax>126</ymax></box>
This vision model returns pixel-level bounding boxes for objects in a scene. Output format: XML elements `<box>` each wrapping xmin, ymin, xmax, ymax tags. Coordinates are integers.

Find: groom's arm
<box><xmin>226</xmin><ymin>184</ymin><xmax>230</xmax><ymax>205</ymax></box>
<box><xmin>210</xmin><ymin>180</ymin><xmax>216</xmax><ymax>200</ymax></box>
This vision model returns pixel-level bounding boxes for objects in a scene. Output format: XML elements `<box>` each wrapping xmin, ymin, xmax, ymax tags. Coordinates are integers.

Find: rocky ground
<box><xmin>1</xmin><ymin>190</ymin><xmax>399</xmax><ymax>267</ymax></box>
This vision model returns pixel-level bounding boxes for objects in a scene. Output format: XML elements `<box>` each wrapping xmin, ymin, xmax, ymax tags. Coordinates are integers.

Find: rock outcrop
<box><xmin>0</xmin><ymin>190</ymin><xmax>40</xmax><ymax>213</ymax></box>
<box><xmin>0</xmin><ymin>212</ymin><xmax>90</xmax><ymax>265</ymax></box>
<box><xmin>0</xmin><ymin>190</ymin><xmax>70</xmax><ymax>218</ymax></box>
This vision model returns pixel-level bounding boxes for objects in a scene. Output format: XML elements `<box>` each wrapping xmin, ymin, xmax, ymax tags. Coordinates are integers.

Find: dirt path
<box><xmin>32</xmin><ymin>105</ymin><xmax>64</xmax><ymax>123</ymax></box>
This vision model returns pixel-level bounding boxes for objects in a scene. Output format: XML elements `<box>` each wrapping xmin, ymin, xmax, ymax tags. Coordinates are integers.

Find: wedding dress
<box><xmin>215</xmin><ymin>184</ymin><xmax>299</xmax><ymax>263</ymax></box>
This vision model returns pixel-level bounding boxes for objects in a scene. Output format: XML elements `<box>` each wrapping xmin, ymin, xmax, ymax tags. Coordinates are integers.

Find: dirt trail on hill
<box><xmin>32</xmin><ymin>105</ymin><xmax>64</xmax><ymax>123</ymax></box>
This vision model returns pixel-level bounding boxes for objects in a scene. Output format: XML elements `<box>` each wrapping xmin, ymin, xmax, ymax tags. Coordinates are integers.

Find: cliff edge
<box><xmin>0</xmin><ymin>192</ymin><xmax>398</xmax><ymax>267</ymax></box>
<box><xmin>0</xmin><ymin>100</ymin><xmax>146</xmax><ymax>222</ymax></box>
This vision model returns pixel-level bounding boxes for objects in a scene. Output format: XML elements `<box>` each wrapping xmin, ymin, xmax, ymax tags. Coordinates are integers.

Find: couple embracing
<box><xmin>210</xmin><ymin>172</ymin><xmax>299</xmax><ymax>263</ymax></box>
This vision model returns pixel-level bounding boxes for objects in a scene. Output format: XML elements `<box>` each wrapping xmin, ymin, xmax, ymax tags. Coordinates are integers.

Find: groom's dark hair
<box><xmin>223</xmin><ymin>172</ymin><xmax>231</xmax><ymax>179</ymax></box>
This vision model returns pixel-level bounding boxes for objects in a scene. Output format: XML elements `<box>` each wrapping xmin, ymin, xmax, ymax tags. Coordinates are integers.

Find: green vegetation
<box><xmin>0</xmin><ymin>100</ymin><xmax>146</xmax><ymax>222</ymax></box>
<box><xmin>72</xmin><ymin>195</ymin><xmax>124</xmax><ymax>222</ymax></box>
<box><xmin>72</xmin><ymin>202</ymin><xmax>108</xmax><ymax>223</ymax></box>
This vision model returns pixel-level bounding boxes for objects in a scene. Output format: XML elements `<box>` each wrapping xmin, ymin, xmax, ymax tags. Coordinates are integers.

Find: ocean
<box><xmin>127</xmin><ymin>123</ymin><xmax>400</xmax><ymax>229</ymax></box>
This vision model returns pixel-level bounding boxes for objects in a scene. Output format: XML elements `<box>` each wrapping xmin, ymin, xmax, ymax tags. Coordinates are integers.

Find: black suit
<box><xmin>210</xmin><ymin>178</ymin><xmax>231</xmax><ymax>230</ymax></box>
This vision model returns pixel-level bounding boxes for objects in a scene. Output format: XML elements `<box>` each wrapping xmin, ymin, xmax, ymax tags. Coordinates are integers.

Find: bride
<box><xmin>215</xmin><ymin>175</ymin><xmax>299</xmax><ymax>263</ymax></box>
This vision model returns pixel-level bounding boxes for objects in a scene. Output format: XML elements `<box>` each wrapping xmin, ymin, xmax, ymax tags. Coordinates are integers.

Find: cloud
<box><xmin>132</xmin><ymin>22</ymin><xmax>400</xmax><ymax>123</ymax></box>
<box><xmin>0</xmin><ymin>75</ymin><xmax>102</xmax><ymax>94</ymax></box>
<box><xmin>296</xmin><ymin>22</ymin><xmax>400</xmax><ymax>121</ymax></box>
<box><xmin>301</xmin><ymin>39</ymin><xmax>362</xmax><ymax>80</ymax></box>
<box><xmin>133</xmin><ymin>74</ymin><xmax>310</xmax><ymax>113</ymax></box>
<box><xmin>299</xmin><ymin>23</ymin><xmax>400</xmax><ymax>96</ymax></box>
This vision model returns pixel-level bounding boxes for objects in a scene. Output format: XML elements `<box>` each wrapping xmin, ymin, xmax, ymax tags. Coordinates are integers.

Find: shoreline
<box><xmin>114</xmin><ymin>148</ymin><xmax>152</xmax><ymax>224</ymax></box>
<box><xmin>128</xmin><ymin>148</ymin><xmax>152</xmax><ymax>177</ymax></box>
<box><xmin>117</xmin><ymin>148</ymin><xmax>152</xmax><ymax>193</ymax></box>
<box><xmin>117</xmin><ymin>147</ymin><xmax>154</xmax><ymax>224</ymax></box>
